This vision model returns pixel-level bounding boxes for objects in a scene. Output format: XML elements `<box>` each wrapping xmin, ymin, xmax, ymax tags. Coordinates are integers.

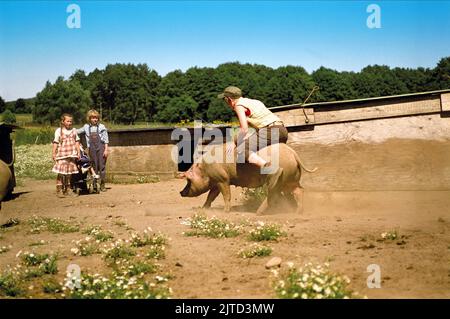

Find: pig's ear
<box><xmin>190</xmin><ymin>163</ymin><xmax>203</xmax><ymax>177</ymax></box>
<box><xmin>185</xmin><ymin>168</ymin><xmax>194</xmax><ymax>179</ymax></box>
<box><xmin>176</xmin><ymin>172</ymin><xmax>186</xmax><ymax>179</ymax></box>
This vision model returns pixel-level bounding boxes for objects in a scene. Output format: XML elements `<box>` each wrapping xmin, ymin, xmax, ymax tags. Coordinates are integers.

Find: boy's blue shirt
<box><xmin>77</xmin><ymin>123</ymin><xmax>109</xmax><ymax>147</ymax></box>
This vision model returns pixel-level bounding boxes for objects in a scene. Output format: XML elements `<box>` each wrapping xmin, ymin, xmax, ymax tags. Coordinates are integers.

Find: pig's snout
<box><xmin>179</xmin><ymin>176</ymin><xmax>209</xmax><ymax>198</ymax></box>
<box><xmin>180</xmin><ymin>184</ymin><xmax>190</xmax><ymax>197</ymax></box>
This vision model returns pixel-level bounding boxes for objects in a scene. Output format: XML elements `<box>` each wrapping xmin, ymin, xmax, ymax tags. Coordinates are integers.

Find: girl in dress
<box><xmin>52</xmin><ymin>113</ymin><xmax>80</xmax><ymax>196</ymax></box>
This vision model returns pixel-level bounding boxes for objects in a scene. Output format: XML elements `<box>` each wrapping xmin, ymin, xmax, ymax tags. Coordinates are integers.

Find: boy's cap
<box><xmin>217</xmin><ymin>86</ymin><xmax>242</xmax><ymax>99</ymax></box>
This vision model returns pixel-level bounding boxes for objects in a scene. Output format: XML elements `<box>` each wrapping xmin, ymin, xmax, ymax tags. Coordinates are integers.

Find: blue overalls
<box><xmin>88</xmin><ymin>125</ymin><xmax>106</xmax><ymax>186</ymax></box>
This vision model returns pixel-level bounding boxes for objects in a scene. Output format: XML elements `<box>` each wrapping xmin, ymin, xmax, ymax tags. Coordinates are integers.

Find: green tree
<box><xmin>33</xmin><ymin>77</ymin><xmax>92</xmax><ymax>125</ymax></box>
<box><xmin>183</xmin><ymin>67</ymin><xmax>220</xmax><ymax>121</ymax></box>
<box><xmin>94</xmin><ymin>63</ymin><xmax>160</xmax><ymax>124</ymax></box>
<box><xmin>352</xmin><ymin>65</ymin><xmax>408</xmax><ymax>98</ymax></box>
<box><xmin>265</xmin><ymin>66</ymin><xmax>316</xmax><ymax>106</ymax></box>
<box><xmin>156</xmin><ymin>95</ymin><xmax>198</xmax><ymax>123</ymax></box>
<box><xmin>0</xmin><ymin>96</ymin><xmax>5</xmax><ymax>113</ymax></box>
<box><xmin>2</xmin><ymin>109</ymin><xmax>16</xmax><ymax>124</ymax></box>
<box><xmin>14</xmin><ymin>98</ymin><xmax>28</xmax><ymax>113</ymax></box>
<box><xmin>206</xmin><ymin>98</ymin><xmax>235</xmax><ymax>122</ymax></box>
<box><xmin>391</xmin><ymin>67</ymin><xmax>430</xmax><ymax>93</ymax></box>
<box><xmin>214</xmin><ymin>62</ymin><xmax>275</xmax><ymax>103</ymax></box>
<box><xmin>5</xmin><ymin>101</ymin><xmax>15</xmax><ymax>112</ymax></box>
<box><xmin>69</xmin><ymin>69</ymin><xmax>88</xmax><ymax>87</ymax></box>
<box><xmin>312</xmin><ymin>67</ymin><xmax>356</xmax><ymax>102</ymax></box>
<box><xmin>430</xmin><ymin>57</ymin><xmax>450</xmax><ymax>90</ymax></box>
<box><xmin>21</xmin><ymin>56</ymin><xmax>450</xmax><ymax>125</ymax></box>
<box><xmin>154</xmin><ymin>69</ymin><xmax>188</xmax><ymax>118</ymax></box>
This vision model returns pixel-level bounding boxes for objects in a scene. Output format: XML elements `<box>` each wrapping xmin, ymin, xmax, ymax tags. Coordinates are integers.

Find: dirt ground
<box><xmin>1</xmin><ymin>178</ymin><xmax>450</xmax><ymax>299</ymax></box>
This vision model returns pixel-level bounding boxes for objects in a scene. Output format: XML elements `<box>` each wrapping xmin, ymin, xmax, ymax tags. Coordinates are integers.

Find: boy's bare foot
<box><xmin>261</xmin><ymin>160</ymin><xmax>277</xmax><ymax>174</ymax></box>
<box><xmin>263</xmin><ymin>160</ymin><xmax>272</xmax><ymax>168</ymax></box>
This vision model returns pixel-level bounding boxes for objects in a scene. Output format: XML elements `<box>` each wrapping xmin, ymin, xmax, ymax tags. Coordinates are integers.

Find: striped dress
<box><xmin>52</xmin><ymin>128</ymin><xmax>79</xmax><ymax>175</ymax></box>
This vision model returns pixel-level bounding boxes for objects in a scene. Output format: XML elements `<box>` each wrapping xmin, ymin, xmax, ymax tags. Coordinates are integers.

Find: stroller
<box><xmin>71</xmin><ymin>146</ymin><xmax>100</xmax><ymax>195</ymax></box>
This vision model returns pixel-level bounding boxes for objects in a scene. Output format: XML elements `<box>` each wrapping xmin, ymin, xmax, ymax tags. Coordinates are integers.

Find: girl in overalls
<box><xmin>52</xmin><ymin>113</ymin><xmax>81</xmax><ymax>196</ymax></box>
<box><xmin>78</xmin><ymin>110</ymin><xmax>109</xmax><ymax>191</ymax></box>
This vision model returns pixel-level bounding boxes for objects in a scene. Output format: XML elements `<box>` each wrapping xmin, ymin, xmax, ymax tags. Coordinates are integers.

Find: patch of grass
<box><xmin>83</xmin><ymin>225</ymin><xmax>114</xmax><ymax>242</ymax></box>
<box><xmin>248</xmin><ymin>222</ymin><xmax>286</xmax><ymax>242</ymax></box>
<box><xmin>71</xmin><ymin>237</ymin><xmax>101</xmax><ymax>257</ymax></box>
<box><xmin>38</xmin><ymin>255</ymin><xmax>58</xmax><ymax>275</ymax></box>
<box><xmin>20</xmin><ymin>252</ymin><xmax>58</xmax><ymax>275</ymax></box>
<box><xmin>62</xmin><ymin>272</ymin><xmax>171</xmax><ymax>299</ymax></box>
<box><xmin>23</xmin><ymin>267</ymin><xmax>46</xmax><ymax>279</ymax></box>
<box><xmin>238</xmin><ymin>243</ymin><xmax>272</xmax><ymax>259</ymax></box>
<box><xmin>109</xmin><ymin>175</ymin><xmax>160</xmax><ymax>185</ymax></box>
<box><xmin>120</xmin><ymin>260</ymin><xmax>158</xmax><ymax>277</ymax></box>
<box><xmin>380</xmin><ymin>230</ymin><xmax>398</xmax><ymax>241</ymax></box>
<box><xmin>13</xmin><ymin>126</ymin><xmax>55</xmax><ymax>146</ymax></box>
<box><xmin>129</xmin><ymin>228</ymin><xmax>167</xmax><ymax>248</ymax></box>
<box><xmin>14</xmin><ymin>113</ymin><xmax>33</xmax><ymax>126</ymax></box>
<box><xmin>43</xmin><ymin>279</ymin><xmax>62</xmax><ymax>294</ymax></box>
<box><xmin>126</xmin><ymin>229</ymin><xmax>168</xmax><ymax>260</ymax></box>
<box><xmin>102</xmin><ymin>240</ymin><xmax>136</xmax><ymax>265</ymax></box>
<box><xmin>137</xmin><ymin>175</ymin><xmax>160</xmax><ymax>184</ymax></box>
<box><xmin>183</xmin><ymin>213</ymin><xmax>243</xmax><ymax>238</ymax></box>
<box><xmin>21</xmin><ymin>252</ymin><xmax>50</xmax><ymax>266</ymax></box>
<box><xmin>272</xmin><ymin>263</ymin><xmax>359</xmax><ymax>299</ymax></box>
<box><xmin>27</xmin><ymin>215</ymin><xmax>80</xmax><ymax>234</ymax></box>
<box><xmin>378</xmin><ymin>230</ymin><xmax>408</xmax><ymax>246</ymax></box>
<box><xmin>1</xmin><ymin>252</ymin><xmax>59</xmax><ymax>296</ymax></box>
<box><xmin>146</xmin><ymin>245</ymin><xmax>166</xmax><ymax>260</ymax></box>
<box><xmin>0</xmin><ymin>268</ymin><xmax>24</xmax><ymax>297</ymax></box>
<box><xmin>241</xmin><ymin>187</ymin><xmax>267</xmax><ymax>209</ymax></box>
<box><xmin>15</xmin><ymin>144</ymin><xmax>55</xmax><ymax>180</ymax></box>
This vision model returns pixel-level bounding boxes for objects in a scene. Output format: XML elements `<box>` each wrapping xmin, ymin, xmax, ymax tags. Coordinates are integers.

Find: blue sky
<box><xmin>1</xmin><ymin>0</ymin><xmax>449</xmax><ymax>101</ymax></box>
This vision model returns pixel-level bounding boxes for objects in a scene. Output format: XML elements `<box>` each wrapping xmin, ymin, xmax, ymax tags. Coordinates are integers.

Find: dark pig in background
<box><xmin>0</xmin><ymin>160</ymin><xmax>13</xmax><ymax>210</ymax></box>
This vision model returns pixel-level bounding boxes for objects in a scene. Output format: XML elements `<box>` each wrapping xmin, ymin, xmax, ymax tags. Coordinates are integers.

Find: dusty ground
<box><xmin>1</xmin><ymin>178</ymin><xmax>450</xmax><ymax>299</ymax></box>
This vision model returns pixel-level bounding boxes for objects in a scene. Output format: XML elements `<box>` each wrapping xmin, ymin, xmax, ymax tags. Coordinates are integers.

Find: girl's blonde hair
<box><xmin>86</xmin><ymin>109</ymin><xmax>101</xmax><ymax>123</ymax></box>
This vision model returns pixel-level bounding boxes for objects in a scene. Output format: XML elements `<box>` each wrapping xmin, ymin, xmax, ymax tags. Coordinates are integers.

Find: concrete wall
<box><xmin>105</xmin><ymin>126</ymin><xmax>229</xmax><ymax>182</ymax></box>
<box><xmin>105</xmin><ymin>115</ymin><xmax>450</xmax><ymax>189</ymax></box>
<box><xmin>288</xmin><ymin>114</ymin><xmax>450</xmax><ymax>191</ymax></box>
<box><xmin>106</xmin><ymin>145</ymin><xmax>177</xmax><ymax>182</ymax></box>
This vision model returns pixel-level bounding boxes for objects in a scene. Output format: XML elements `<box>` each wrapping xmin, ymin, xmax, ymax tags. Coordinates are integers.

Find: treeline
<box><xmin>0</xmin><ymin>97</ymin><xmax>33</xmax><ymax>124</ymax></box>
<box><xmin>2</xmin><ymin>57</ymin><xmax>449</xmax><ymax>125</ymax></box>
